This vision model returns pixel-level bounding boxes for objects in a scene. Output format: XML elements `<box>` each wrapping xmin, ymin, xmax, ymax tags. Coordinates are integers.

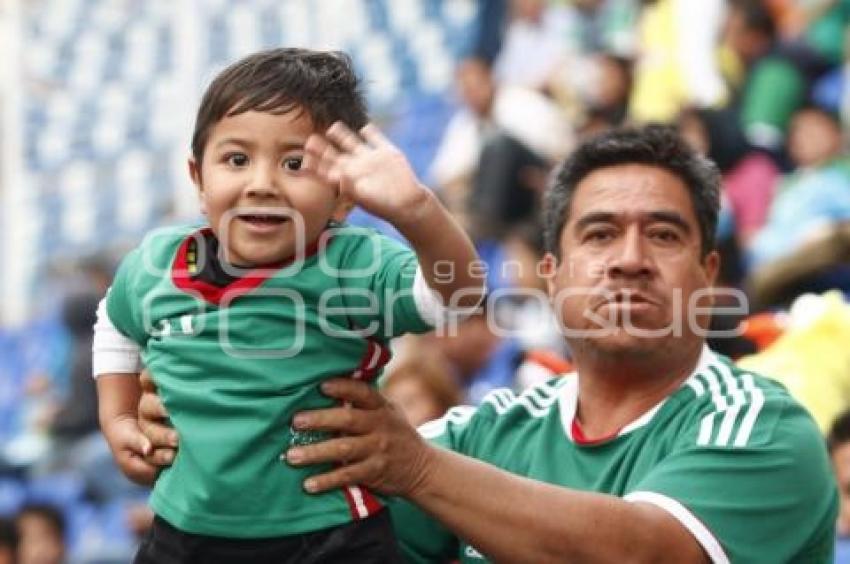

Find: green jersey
<box><xmin>106</xmin><ymin>223</ymin><xmax>432</xmax><ymax>537</ymax></box>
<box><xmin>391</xmin><ymin>347</ymin><xmax>837</xmax><ymax>563</ymax></box>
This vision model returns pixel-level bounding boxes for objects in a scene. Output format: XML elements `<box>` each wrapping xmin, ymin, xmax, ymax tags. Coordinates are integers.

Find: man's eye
<box><xmin>584</xmin><ymin>230</ymin><xmax>613</xmax><ymax>243</ymax></box>
<box><xmin>283</xmin><ymin>156</ymin><xmax>303</xmax><ymax>171</ymax></box>
<box><xmin>650</xmin><ymin>230</ymin><xmax>680</xmax><ymax>243</ymax></box>
<box><xmin>226</xmin><ymin>153</ymin><xmax>248</xmax><ymax>167</ymax></box>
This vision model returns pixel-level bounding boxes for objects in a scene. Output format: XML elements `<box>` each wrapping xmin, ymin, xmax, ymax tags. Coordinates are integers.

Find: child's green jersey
<box><xmin>391</xmin><ymin>348</ymin><xmax>838</xmax><ymax>563</ymax></box>
<box><xmin>106</xmin><ymin>223</ymin><xmax>432</xmax><ymax>537</ymax></box>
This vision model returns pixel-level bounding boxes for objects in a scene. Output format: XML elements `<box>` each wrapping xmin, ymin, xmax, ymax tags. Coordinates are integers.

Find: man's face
<box><xmin>543</xmin><ymin>164</ymin><xmax>719</xmax><ymax>357</ymax></box>
<box><xmin>190</xmin><ymin>109</ymin><xmax>343</xmax><ymax>267</ymax></box>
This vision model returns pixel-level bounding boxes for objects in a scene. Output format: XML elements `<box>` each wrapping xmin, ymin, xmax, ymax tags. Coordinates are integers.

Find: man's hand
<box><xmin>137</xmin><ymin>369</ymin><xmax>179</xmax><ymax>467</ymax></box>
<box><xmin>303</xmin><ymin>122</ymin><xmax>431</xmax><ymax>228</ymax></box>
<box><xmin>284</xmin><ymin>378</ymin><xmax>435</xmax><ymax>497</ymax></box>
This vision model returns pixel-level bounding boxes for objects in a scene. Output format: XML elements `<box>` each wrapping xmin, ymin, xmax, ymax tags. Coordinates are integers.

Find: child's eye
<box><xmin>225</xmin><ymin>153</ymin><xmax>249</xmax><ymax>167</ymax></box>
<box><xmin>282</xmin><ymin>156</ymin><xmax>303</xmax><ymax>171</ymax></box>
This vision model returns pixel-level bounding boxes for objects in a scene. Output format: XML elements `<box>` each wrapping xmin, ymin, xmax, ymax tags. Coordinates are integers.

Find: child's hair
<box><xmin>191</xmin><ymin>48</ymin><xmax>369</xmax><ymax>165</ymax></box>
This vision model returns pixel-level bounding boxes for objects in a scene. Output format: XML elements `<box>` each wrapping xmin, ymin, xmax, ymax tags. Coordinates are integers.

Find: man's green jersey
<box><xmin>391</xmin><ymin>347</ymin><xmax>837</xmax><ymax>563</ymax></box>
<box><xmin>105</xmin><ymin>224</ymin><xmax>432</xmax><ymax>538</ymax></box>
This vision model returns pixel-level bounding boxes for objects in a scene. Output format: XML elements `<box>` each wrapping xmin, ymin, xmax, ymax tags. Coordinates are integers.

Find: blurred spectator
<box><xmin>677</xmin><ymin>106</ymin><xmax>780</xmax><ymax>246</ymax></box>
<box><xmin>575</xmin><ymin>52</ymin><xmax>633</xmax><ymax>137</ymax></box>
<box><xmin>739</xmin><ymin>291</ymin><xmax>850</xmax><ymax>432</ymax></box>
<box><xmin>430</xmin><ymin>58</ymin><xmax>572</xmax><ymax>239</ymax></box>
<box><xmin>749</xmin><ymin>106</ymin><xmax>850</xmax><ymax>269</ymax></box>
<box><xmin>381</xmin><ymin>343</ymin><xmax>462</xmax><ymax>426</ymax></box>
<box><xmin>722</xmin><ymin>0</ymin><xmax>832</xmax><ymax>154</ymax></box>
<box><xmin>424</xmin><ymin>295</ymin><xmax>523</xmax><ymax>404</ymax></box>
<box><xmin>15</xmin><ymin>503</ymin><xmax>65</xmax><ymax>564</ymax></box>
<box><xmin>492</xmin><ymin>0</ymin><xmax>572</xmax><ymax>91</ymax></box>
<box><xmin>499</xmin><ymin>222</ymin><xmax>567</xmax><ymax>358</ymax></box>
<box><xmin>0</xmin><ymin>518</ymin><xmax>17</xmax><ymax>564</ymax></box>
<box><xmin>629</xmin><ymin>0</ymin><xmax>727</xmax><ymax>123</ymax></box>
<box><xmin>803</xmin><ymin>0</ymin><xmax>850</xmax><ymax>66</ymax></box>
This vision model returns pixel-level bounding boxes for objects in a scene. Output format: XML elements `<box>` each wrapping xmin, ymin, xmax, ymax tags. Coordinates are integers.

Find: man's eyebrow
<box><xmin>572</xmin><ymin>211</ymin><xmax>693</xmax><ymax>233</ymax></box>
<box><xmin>648</xmin><ymin>211</ymin><xmax>692</xmax><ymax>233</ymax></box>
<box><xmin>573</xmin><ymin>212</ymin><xmax>617</xmax><ymax>232</ymax></box>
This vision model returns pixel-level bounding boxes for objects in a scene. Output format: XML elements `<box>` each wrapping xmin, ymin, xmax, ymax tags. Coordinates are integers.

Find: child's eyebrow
<box><xmin>212</xmin><ymin>138</ymin><xmax>306</xmax><ymax>151</ymax></box>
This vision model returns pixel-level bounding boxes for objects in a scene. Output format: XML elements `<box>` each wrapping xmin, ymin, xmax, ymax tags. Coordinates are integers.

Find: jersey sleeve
<box><xmin>391</xmin><ymin>404</ymin><xmax>496</xmax><ymax>562</ymax></box>
<box><xmin>105</xmin><ymin>248</ymin><xmax>148</xmax><ymax>345</ymax></box>
<box><xmin>337</xmin><ymin>228</ymin><xmax>433</xmax><ymax>338</ymax></box>
<box><xmin>625</xmin><ymin>396</ymin><xmax>837</xmax><ymax>563</ymax></box>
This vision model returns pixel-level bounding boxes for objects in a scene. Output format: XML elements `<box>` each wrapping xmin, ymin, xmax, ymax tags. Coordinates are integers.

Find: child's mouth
<box><xmin>238</xmin><ymin>214</ymin><xmax>289</xmax><ymax>226</ymax></box>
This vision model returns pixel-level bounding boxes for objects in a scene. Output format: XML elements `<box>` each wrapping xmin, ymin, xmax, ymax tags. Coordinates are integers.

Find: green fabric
<box><xmin>805</xmin><ymin>0</ymin><xmax>850</xmax><ymax>64</ymax></box>
<box><xmin>741</xmin><ymin>57</ymin><xmax>807</xmax><ymax>145</ymax></box>
<box><xmin>107</xmin><ymin>223</ymin><xmax>430</xmax><ymax>537</ymax></box>
<box><xmin>391</xmin><ymin>352</ymin><xmax>837</xmax><ymax>563</ymax></box>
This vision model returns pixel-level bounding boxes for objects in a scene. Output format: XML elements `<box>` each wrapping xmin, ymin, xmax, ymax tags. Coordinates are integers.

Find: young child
<box><xmin>93</xmin><ymin>48</ymin><xmax>483</xmax><ymax>563</ymax></box>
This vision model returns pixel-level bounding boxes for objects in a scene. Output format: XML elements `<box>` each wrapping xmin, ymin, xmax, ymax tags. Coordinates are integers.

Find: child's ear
<box><xmin>188</xmin><ymin>157</ymin><xmax>207</xmax><ymax>215</ymax></box>
<box><xmin>332</xmin><ymin>195</ymin><xmax>355</xmax><ymax>222</ymax></box>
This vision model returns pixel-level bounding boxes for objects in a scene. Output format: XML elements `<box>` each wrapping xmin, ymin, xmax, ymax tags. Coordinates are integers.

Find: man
<box><xmin>136</xmin><ymin>126</ymin><xmax>836</xmax><ymax>562</ymax></box>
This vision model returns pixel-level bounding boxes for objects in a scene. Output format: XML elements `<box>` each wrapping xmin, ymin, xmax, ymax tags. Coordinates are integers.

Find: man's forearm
<box><xmin>409</xmin><ymin>446</ymin><xmax>708</xmax><ymax>564</ymax></box>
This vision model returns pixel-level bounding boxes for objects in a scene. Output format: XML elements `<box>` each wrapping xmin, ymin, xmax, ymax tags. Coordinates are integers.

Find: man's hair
<box><xmin>191</xmin><ymin>48</ymin><xmax>368</xmax><ymax>164</ymax></box>
<box><xmin>828</xmin><ymin>409</ymin><xmax>850</xmax><ymax>455</ymax></box>
<box><xmin>543</xmin><ymin>125</ymin><xmax>721</xmax><ymax>259</ymax></box>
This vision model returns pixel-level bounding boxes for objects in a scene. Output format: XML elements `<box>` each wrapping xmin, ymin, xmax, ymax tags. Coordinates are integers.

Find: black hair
<box><xmin>191</xmin><ymin>48</ymin><xmax>368</xmax><ymax>164</ymax></box>
<box><xmin>0</xmin><ymin>517</ymin><xmax>17</xmax><ymax>552</ymax></box>
<box><xmin>729</xmin><ymin>0</ymin><xmax>777</xmax><ymax>41</ymax></box>
<box><xmin>828</xmin><ymin>409</ymin><xmax>850</xmax><ymax>455</ymax></box>
<box><xmin>543</xmin><ymin>125</ymin><xmax>721</xmax><ymax>259</ymax></box>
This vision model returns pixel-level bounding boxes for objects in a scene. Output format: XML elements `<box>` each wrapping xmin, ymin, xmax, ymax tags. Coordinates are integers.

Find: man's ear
<box><xmin>703</xmin><ymin>250</ymin><xmax>720</xmax><ymax>287</ymax></box>
<box><xmin>332</xmin><ymin>195</ymin><xmax>355</xmax><ymax>223</ymax></box>
<box><xmin>540</xmin><ymin>252</ymin><xmax>558</xmax><ymax>300</ymax></box>
<box><xmin>188</xmin><ymin>158</ymin><xmax>206</xmax><ymax>215</ymax></box>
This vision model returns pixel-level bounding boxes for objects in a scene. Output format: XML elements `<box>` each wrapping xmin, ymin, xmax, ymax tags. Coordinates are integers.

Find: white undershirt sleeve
<box><xmin>92</xmin><ymin>295</ymin><xmax>142</xmax><ymax>377</ymax></box>
<box><xmin>411</xmin><ymin>266</ymin><xmax>484</xmax><ymax>327</ymax></box>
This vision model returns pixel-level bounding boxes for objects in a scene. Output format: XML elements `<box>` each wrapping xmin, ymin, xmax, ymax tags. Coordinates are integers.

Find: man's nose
<box><xmin>607</xmin><ymin>230</ymin><xmax>653</xmax><ymax>280</ymax></box>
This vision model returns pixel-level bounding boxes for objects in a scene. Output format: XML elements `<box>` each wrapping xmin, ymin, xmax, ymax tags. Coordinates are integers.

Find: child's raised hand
<box><xmin>304</xmin><ymin>122</ymin><xmax>430</xmax><ymax>226</ymax></box>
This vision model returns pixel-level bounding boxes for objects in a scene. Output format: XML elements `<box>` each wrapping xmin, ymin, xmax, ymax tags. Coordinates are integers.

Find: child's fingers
<box><xmin>303</xmin><ymin>134</ymin><xmax>331</xmax><ymax>171</ymax></box>
<box><xmin>359</xmin><ymin>123</ymin><xmax>390</xmax><ymax>148</ymax></box>
<box><xmin>326</xmin><ymin>122</ymin><xmax>364</xmax><ymax>154</ymax></box>
<box><xmin>121</xmin><ymin>452</ymin><xmax>160</xmax><ymax>486</ymax></box>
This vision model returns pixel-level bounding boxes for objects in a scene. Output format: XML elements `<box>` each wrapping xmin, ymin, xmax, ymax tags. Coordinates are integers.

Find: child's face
<box><xmin>190</xmin><ymin>109</ymin><xmax>345</xmax><ymax>266</ymax></box>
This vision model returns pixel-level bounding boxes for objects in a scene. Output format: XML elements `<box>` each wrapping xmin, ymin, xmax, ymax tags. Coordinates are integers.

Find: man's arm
<box><xmin>304</xmin><ymin>122</ymin><xmax>484</xmax><ymax>308</ymax></box>
<box><xmin>285</xmin><ymin>379</ymin><xmax>708</xmax><ymax>564</ymax></box>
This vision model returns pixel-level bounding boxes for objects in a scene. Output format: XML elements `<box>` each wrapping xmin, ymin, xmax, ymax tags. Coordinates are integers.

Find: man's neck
<box><xmin>571</xmin><ymin>341</ymin><xmax>704</xmax><ymax>439</ymax></box>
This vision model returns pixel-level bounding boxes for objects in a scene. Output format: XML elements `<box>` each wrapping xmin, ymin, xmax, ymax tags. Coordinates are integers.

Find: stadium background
<box><xmin>1</xmin><ymin>0</ymin><xmax>850</xmax><ymax>561</ymax></box>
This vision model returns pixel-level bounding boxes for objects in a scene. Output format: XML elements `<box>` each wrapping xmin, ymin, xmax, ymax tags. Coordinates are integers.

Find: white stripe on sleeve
<box><xmin>625</xmin><ymin>491</ymin><xmax>730</xmax><ymax>564</ymax></box>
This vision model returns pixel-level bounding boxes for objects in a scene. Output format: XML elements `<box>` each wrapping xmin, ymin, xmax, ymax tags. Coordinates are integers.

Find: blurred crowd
<box><xmin>2</xmin><ymin>0</ymin><xmax>850</xmax><ymax>561</ymax></box>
